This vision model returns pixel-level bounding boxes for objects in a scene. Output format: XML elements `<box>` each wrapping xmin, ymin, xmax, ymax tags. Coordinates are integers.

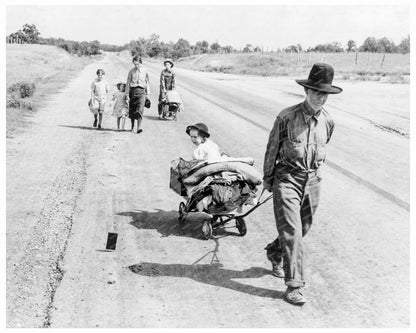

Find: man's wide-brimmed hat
<box><xmin>164</xmin><ymin>58</ymin><xmax>174</xmax><ymax>67</ymax></box>
<box><xmin>186</xmin><ymin>123</ymin><xmax>210</xmax><ymax>138</ymax></box>
<box><xmin>295</xmin><ymin>63</ymin><xmax>342</xmax><ymax>94</ymax></box>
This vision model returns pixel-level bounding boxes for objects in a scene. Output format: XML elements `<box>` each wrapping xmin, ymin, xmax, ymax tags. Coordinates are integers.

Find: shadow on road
<box><xmin>117</xmin><ymin>209</ymin><xmax>240</xmax><ymax>240</ymax></box>
<box><xmin>143</xmin><ymin>115</ymin><xmax>161</xmax><ymax>121</ymax></box>
<box><xmin>127</xmin><ymin>262</ymin><xmax>284</xmax><ymax>299</ymax></box>
<box><xmin>59</xmin><ymin>125</ymin><xmax>123</xmax><ymax>132</ymax></box>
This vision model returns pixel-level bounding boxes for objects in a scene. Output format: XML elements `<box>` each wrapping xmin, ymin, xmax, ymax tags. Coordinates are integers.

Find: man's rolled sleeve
<box><xmin>263</xmin><ymin>116</ymin><xmax>284</xmax><ymax>187</ymax></box>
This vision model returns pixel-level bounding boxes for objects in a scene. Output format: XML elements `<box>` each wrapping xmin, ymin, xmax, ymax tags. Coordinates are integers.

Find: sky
<box><xmin>5</xmin><ymin>4</ymin><xmax>410</xmax><ymax>50</ymax></box>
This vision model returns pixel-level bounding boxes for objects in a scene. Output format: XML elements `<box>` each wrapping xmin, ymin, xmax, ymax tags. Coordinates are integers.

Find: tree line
<box><xmin>284</xmin><ymin>36</ymin><xmax>410</xmax><ymax>54</ymax></box>
<box><xmin>6</xmin><ymin>24</ymin><xmax>123</xmax><ymax>56</ymax></box>
<box><xmin>126</xmin><ymin>34</ymin><xmax>410</xmax><ymax>58</ymax></box>
<box><xmin>7</xmin><ymin>24</ymin><xmax>410</xmax><ymax>59</ymax></box>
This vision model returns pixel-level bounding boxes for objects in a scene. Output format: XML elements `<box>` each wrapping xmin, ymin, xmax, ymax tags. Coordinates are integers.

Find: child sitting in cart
<box><xmin>186</xmin><ymin>122</ymin><xmax>221</xmax><ymax>162</ymax></box>
<box><xmin>184</xmin><ymin>122</ymin><xmax>221</xmax><ymax>211</ymax></box>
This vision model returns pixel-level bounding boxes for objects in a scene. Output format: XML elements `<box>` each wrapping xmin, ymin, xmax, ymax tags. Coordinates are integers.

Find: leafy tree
<box><xmin>8</xmin><ymin>30</ymin><xmax>26</xmax><ymax>43</ymax></box>
<box><xmin>346</xmin><ymin>40</ymin><xmax>356</xmax><ymax>52</ymax></box>
<box><xmin>160</xmin><ymin>41</ymin><xmax>175</xmax><ymax>58</ymax></box>
<box><xmin>22</xmin><ymin>24</ymin><xmax>41</xmax><ymax>43</ymax></box>
<box><xmin>359</xmin><ymin>37</ymin><xmax>378</xmax><ymax>52</ymax></box>
<box><xmin>172</xmin><ymin>38</ymin><xmax>191</xmax><ymax>59</ymax></box>
<box><xmin>129</xmin><ymin>37</ymin><xmax>147</xmax><ymax>56</ymax></box>
<box><xmin>210</xmin><ymin>42</ymin><xmax>221</xmax><ymax>52</ymax></box>
<box><xmin>376</xmin><ymin>37</ymin><xmax>396</xmax><ymax>53</ymax></box>
<box><xmin>398</xmin><ymin>35</ymin><xmax>410</xmax><ymax>54</ymax></box>
<box><xmin>222</xmin><ymin>45</ymin><xmax>234</xmax><ymax>53</ymax></box>
<box><xmin>286</xmin><ymin>45</ymin><xmax>300</xmax><ymax>52</ymax></box>
<box><xmin>148</xmin><ymin>43</ymin><xmax>162</xmax><ymax>57</ymax></box>
<box><xmin>243</xmin><ymin>44</ymin><xmax>252</xmax><ymax>52</ymax></box>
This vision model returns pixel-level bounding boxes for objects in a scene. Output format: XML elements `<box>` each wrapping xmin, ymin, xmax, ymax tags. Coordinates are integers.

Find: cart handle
<box><xmin>237</xmin><ymin>189</ymin><xmax>273</xmax><ymax>219</ymax></box>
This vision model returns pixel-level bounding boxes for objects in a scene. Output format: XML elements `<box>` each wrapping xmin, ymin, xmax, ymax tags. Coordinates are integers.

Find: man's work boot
<box><xmin>265</xmin><ymin>242</ymin><xmax>285</xmax><ymax>278</ymax></box>
<box><xmin>284</xmin><ymin>287</ymin><xmax>306</xmax><ymax>306</ymax></box>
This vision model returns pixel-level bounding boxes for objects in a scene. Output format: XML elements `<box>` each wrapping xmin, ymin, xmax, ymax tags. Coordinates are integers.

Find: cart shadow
<box><xmin>117</xmin><ymin>209</ymin><xmax>240</xmax><ymax>240</ymax></box>
<box><xmin>127</xmin><ymin>262</ymin><xmax>284</xmax><ymax>299</ymax></box>
<box><xmin>59</xmin><ymin>125</ymin><xmax>122</xmax><ymax>132</ymax></box>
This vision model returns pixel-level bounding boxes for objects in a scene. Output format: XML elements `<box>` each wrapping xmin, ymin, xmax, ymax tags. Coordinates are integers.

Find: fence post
<box><xmin>367</xmin><ymin>52</ymin><xmax>371</xmax><ymax>68</ymax></box>
<box><xmin>355</xmin><ymin>51</ymin><xmax>358</xmax><ymax>65</ymax></box>
<box><xmin>380</xmin><ymin>53</ymin><xmax>386</xmax><ymax>68</ymax></box>
<box><xmin>308</xmin><ymin>52</ymin><xmax>311</xmax><ymax>65</ymax></box>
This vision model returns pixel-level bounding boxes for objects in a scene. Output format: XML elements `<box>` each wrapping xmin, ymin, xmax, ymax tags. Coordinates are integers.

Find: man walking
<box><xmin>263</xmin><ymin>63</ymin><xmax>342</xmax><ymax>305</ymax></box>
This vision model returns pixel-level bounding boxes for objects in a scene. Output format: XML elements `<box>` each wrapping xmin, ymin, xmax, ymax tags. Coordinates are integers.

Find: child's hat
<box><xmin>164</xmin><ymin>58</ymin><xmax>174</xmax><ymax>67</ymax></box>
<box><xmin>186</xmin><ymin>123</ymin><xmax>210</xmax><ymax>138</ymax></box>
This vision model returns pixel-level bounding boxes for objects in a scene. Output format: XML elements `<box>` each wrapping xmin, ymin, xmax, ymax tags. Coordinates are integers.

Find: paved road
<box><xmin>6</xmin><ymin>53</ymin><xmax>409</xmax><ymax>327</ymax></box>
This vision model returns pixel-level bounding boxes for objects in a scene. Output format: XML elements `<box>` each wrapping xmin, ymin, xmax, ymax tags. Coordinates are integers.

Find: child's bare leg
<box><xmin>117</xmin><ymin>117</ymin><xmax>121</xmax><ymax>130</ymax></box>
<box><xmin>121</xmin><ymin>117</ymin><xmax>126</xmax><ymax>130</ymax></box>
<box><xmin>98</xmin><ymin>112</ymin><xmax>103</xmax><ymax>126</ymax></box>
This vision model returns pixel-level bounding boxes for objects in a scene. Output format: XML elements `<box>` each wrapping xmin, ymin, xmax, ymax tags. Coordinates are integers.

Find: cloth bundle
<box><xmin>182</xmin><ymin>160</ymin><xmax>262</xmax><ymax>186</ymax></box>
<box><xmin>170</xmin><ymin>156</ymin><xmax>262</xmax><ymax>213</ymax></box>
<box><xmin>166</xmin><ymin>90</ymin><xmax>184</xmax><ymax>112</ymax></box>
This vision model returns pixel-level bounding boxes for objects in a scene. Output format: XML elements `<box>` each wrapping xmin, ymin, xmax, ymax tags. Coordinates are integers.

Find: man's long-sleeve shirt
<box><xmin>263</xmin><ymin>101</ymin><xmax>334</xmax><ymax>186</ymax></box>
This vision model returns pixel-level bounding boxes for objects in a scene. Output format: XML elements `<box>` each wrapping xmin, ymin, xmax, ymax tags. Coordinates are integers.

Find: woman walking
<box><xmin>125</xmin><ymin>55</ymin><xmax>150</xmax><ymax>133</ymax></box>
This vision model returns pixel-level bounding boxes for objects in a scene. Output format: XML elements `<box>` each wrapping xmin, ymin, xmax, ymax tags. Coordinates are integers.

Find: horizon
<box><xmin>6</xmin><ymin>5</ymin><xmax>410</xmax><ymax>50</ymax></box>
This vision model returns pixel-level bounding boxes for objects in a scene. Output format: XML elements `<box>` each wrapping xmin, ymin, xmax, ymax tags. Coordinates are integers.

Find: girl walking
<box><xmin>89</xmin><ymin>68</ymin><xmax>109</xmax><ymax>130</ymax></box>
<box><xmin>125</xmin><ymin>55</ymin><xmax>150</xmax><ymax>134</ymax></box>
<box><xmin>111</xmin><ymin>82</ymin><xmax>129</xmax><ymax>131</ymax></box>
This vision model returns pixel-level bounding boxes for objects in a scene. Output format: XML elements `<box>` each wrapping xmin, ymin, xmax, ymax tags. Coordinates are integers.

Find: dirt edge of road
<box><xmin>7</xmin><ymin>139</ymin><xmax>89</xmax><ymax>328</ymax></box>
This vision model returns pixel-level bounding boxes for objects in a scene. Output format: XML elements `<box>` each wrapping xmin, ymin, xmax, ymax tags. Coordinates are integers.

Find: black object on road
<box><xmin>106</xmin><ymin>232</ymin><xmax>118</xmax><ymax>250</ymax></box>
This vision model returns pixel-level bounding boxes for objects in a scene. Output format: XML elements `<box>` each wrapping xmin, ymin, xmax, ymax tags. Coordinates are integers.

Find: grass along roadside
<box><xmin>175</xmin><ymin>52</ymin><xmax>410</xmax><ymax>83</ymax></box>
<box><xmin>6</xmin><ymin>44</ymin><xmax>101</xmax><ymax>138</ymax></box>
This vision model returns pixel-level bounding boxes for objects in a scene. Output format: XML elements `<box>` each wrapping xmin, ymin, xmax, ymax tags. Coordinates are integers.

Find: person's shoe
<box><xmin>93</xmin><ymin>119</ymin><xmax>98</xmax><ymax>127</ymax></box>
<box><xmin>137</xmin><ymin>129</ymin><xmax>143</xmax><ymax>134</ymax></box>
<box><xmin>271</xmin><ymin>261</ymin><xmax>285</xmax><ymax>278</ymax></box>
<box><xmin>131</xmin><ymin>128</ymin><xmax>135</xmax><ymax>132</ymax></box>
<box><xmin>97</xmin><ymin>124</ymin><xmax>101</xmax><ymax>130</ymax></box>
<box><xmin>284</xmin><ymin>287</ymin><xmax>306</xmax><ymax>306</ymax></box>
<box><xmin>265</xmin><ymin>242</ymin><xmax>285</xmax><ymax>278</ymax></box>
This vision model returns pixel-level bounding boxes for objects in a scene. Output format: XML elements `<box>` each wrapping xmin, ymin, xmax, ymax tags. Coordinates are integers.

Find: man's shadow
<box><xmin>127</xmin><ymin>262</ymin><xmax>284</xmax><ymax>299</ymax></box>
<box><xmin>117</xmin><ymin>209</ymin><xmax>240</xmax><ymax>240</ymax></box>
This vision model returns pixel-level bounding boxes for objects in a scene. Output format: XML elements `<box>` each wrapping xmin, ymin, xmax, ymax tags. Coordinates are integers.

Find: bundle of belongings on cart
<box><xmin>164</xmin><ymin>90</ymin><xmax>184</xmax><ymax>113</ymax></box>
<box><xmin>170</xmin><ymin>156</ymin><xmax>262</xmax><ymax>213</ymax></box>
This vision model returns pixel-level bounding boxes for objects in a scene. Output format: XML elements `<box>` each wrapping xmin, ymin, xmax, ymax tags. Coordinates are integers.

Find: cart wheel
<box><xmin>178</xmin><ymin>202</ymin><xmax>186</xmax><ymax>222</ymax></box>
<box><xmin>201</xmin><ymin>220</ymin><xmax>213</xmax><ymax>240</ymax></box>
<box><xmin>235</xmin><ymin>217</ymin><xmax>247</xmax><ymax>236</ymax></box>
